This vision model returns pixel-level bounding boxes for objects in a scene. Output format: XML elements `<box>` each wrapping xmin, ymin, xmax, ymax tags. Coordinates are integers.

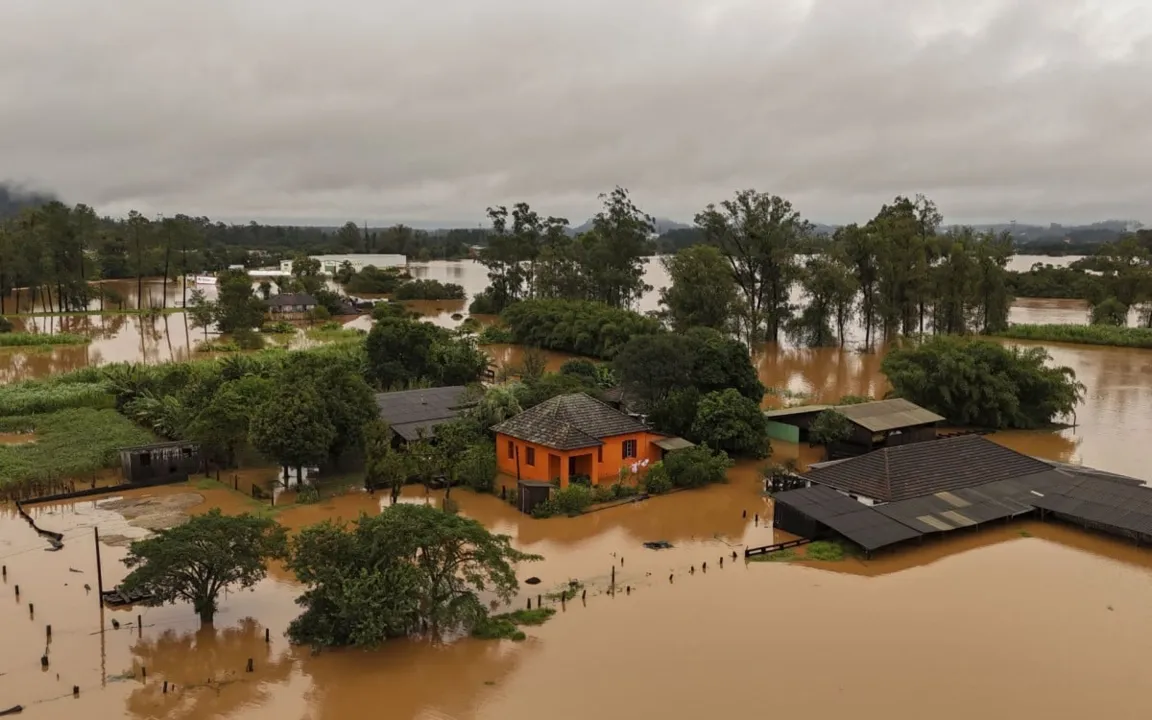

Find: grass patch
<box><xmin>544</xmin><ymin>580</ymin><xmax>584</xmax><ymax>602</ymax></box>
<box><xmin>994</xmin><ymin>323</ymin><xmax>1152</xmax><ymax>349</ymax></box>
<box><xmin>5</xmin><ymin>307</ymin><xmax>182</xmax><ymax>319</ymax></box>
<box><xmin>195</xmin><ymin>339</ymin><xmax>241</xmax><ymax>353</ymax></box>
<box><xmin>472</xmin><ymin>607</ymin><xmax>557</xmax><ymax>641</ymax></box>
<box><xmin>305</xmin><ymin>325</ymin><xmax>365</xmax><ymax>343</ymax></box>
<box><xmin>0</xmin><ymin>332</ymin><xmax>90</xmax><ymax>347</ymax></box>
<box><xmin>751</xmin><ymin>548</ymin><xmax>798</xmax><ymax>562</ymax></box>
<box><xmin>805</xmin><ymin>540</ymin><xmax>846</xmax><ymax>561</ymax></box>
<box><xmin>0</xmin><ymin>380</ymin><xmax>113</xmax><ymax>416</ymax></box>
<box><xmin>0</xmin><ymin>408</ymin><xmax>156</xmax><ymax>488</ymax></box>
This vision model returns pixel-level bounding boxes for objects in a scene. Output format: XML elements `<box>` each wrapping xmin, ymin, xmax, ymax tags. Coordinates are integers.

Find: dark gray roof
<box><xmin>491</xmin><ymin>393</ymin><xmax>648</xmax><ymax>450</ymax></box>
<box><xmin>804</xmin><ymin>434</ymin><xmax>1054</xmax><ymax>502</ymax></box>
<box><xmin>773</xmin><ymin>485</ymin><xmax>922</xmax><ymax>551</ymax></box>
<box><xmin>375</xmin><ymin>386</ymin><xmax>471</xmax><ymax>441</ymax></box>
<box><xmin>1028</xmin><ymin>474</ymin><xmax>1152</xmax><ymax>536</ymax></box>
<box><xmin>834</xmin><ymin>398</ymin><xmax>944</xmax><ymax>432</ymax></box>
<box><xmin>763</xmin><ymin>405</ymin><xmax>831</xmax><ymax>419</ymax></box>
<box><xmin>267</xmin><ymin>292</ymin><xmax>317</xmax><ymax>307</ymax></box>
<box><xmin>873</xmin><ymin>470</ymin><xmax>1072</xmax><ymax>533</ymax></box>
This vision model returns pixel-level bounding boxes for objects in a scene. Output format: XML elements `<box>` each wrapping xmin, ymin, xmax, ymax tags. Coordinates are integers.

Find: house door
<box><xmin>568</xmin><ymin>456</ymin><xmax>577</xmax><ymax>477</ymax></box>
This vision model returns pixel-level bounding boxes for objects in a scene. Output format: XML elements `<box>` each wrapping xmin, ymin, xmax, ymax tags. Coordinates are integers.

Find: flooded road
<box><xmin>4</xmin><ymin>473</ymin><xmax>1152</xmax><ymax>720</ymax></box>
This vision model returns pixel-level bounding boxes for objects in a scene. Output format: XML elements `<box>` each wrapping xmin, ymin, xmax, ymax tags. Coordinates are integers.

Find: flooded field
<box><xmin>4</xmin><ymin>254</ymin><xmax>1152</xmax><ymax>718</ymax></box>
<box><xmin>4</xmin><ymin>470</ymin><xmax>1152</xmax><ymax>720</ymax></box>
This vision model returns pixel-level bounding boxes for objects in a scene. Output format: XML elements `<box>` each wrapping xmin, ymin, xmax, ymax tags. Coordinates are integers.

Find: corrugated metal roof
<box><xmin>874</xmin><ymin>470</ymin><xmax>1094</xmax><ymax>534</ymax></box>
<box><xmin>772</xmin><ymin>485</ymin><xmax>922</xmax><ymax>551</ymax></box>
<box><xmin>763</xmin><ymin>405</ymin><xmax>831</xmax><ymax>419</ymax></box>
<box><xmin>1028</xmin><ymin>474</ymin><xmax>1152</xmax><ymax>536</ymax></box>
<box><xmin>834</xmin><ymin>398</ymin><xmax>944</xmax><ymax>433</ymax></box>
<box><xmin>653</xmin><ymin>437</ymin><xmax>695</xmax><ymax>451</ymax></box>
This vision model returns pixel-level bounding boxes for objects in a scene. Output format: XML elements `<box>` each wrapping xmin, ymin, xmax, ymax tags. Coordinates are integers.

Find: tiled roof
<box><xmin>492</xmin><ymin>393</ymin><xmax>648</xmax><ymax>450</ymax></box>
<box><xmin>803</xmin><ymin>434</ymin><xmax>1053</xmax><ymax>502</ymax></box>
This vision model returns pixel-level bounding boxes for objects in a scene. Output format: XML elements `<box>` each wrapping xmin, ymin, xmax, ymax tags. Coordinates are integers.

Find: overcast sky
<box><xmin>2</xmin><ymin>0</ymin><xmax>1150</xmax><ymax>227</ymax></box>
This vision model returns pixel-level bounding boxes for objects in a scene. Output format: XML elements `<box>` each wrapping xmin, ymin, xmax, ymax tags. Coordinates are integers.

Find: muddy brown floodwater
<box><xmin>4</xmin><ymin>470</ymin><xmax>1152</xmax><ymax>720</ymax></box>
<box><xmin>5</xmin><ymin>255</ymin><xmax>1152</xmax><ymax>718</ymax></box>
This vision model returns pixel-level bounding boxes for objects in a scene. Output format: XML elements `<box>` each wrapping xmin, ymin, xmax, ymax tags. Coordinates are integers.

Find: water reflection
<box><xmin>126</xmin><ymin>620</ymin><xmax>294</xmax><ymax>720</ymax></box>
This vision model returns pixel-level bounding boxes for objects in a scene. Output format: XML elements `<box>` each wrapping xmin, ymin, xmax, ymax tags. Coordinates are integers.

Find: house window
<box><xmin>526</xmin><ymin>447</ymin><xmax>536</xmax><ymax>466</ymax></box>
<box><xmin>622</xmin><ymin>440</ymin><xmax>637</xmax><ymax>459</ymax></box>
<box><xmin>507</xmin><ymin>440</ymin><xmax>515</xmax><ymax>459</ymax></box>
<box><xmin>598</xmin><ymin>446</ymin><xmax>603</xmax><ymax>463</ymax></box>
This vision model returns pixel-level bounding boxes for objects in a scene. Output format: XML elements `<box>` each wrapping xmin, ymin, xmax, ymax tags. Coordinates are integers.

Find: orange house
<box><xmin>493</xmin><ymin>393</ymin><xmax>667</xmax><ymax>488</ymax></box>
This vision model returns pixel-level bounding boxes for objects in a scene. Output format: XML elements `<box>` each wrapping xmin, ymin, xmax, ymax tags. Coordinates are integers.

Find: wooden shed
<box><xmin>517</xmin><ymin>480</ymin><xmax>554</xmax><ymax>515</ymax></box>
<box><xmin>119</xmin><ymin>441</ymin><xmax>202</xmax><ymax>485</ymax></box>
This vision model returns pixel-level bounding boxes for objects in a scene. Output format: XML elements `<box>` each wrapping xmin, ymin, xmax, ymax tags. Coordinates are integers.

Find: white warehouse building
<box><xmin>278</xmin><ymin>254</ymin><xmax>407</xmax><ymax>276</ymax></box>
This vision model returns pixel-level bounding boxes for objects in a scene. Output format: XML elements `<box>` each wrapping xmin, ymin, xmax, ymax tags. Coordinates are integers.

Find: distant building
<box><xmin>266</xmin><ymin>292</ymin><xmax>318</xmax><ymax>318</ymax></box>
<box><xmin>278</xmin><ymin>254</ymin><xmax>407</xmax><ymax>276</ymax></box>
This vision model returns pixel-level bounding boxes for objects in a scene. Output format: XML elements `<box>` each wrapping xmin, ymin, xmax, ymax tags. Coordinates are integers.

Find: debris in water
<box><xmin>69</xmin><ymin>568</ymin><xmax>83</xmax><ymax>574</ymax></box>
<box><xmin>524</xmin><ymin>577</ymin><xmax>541</xmax><ymax>585</ymax></box>
<box><xmin>643</xmin><ymin>541</ymin><xmax>673</xmax><ymax>550</ymax></box>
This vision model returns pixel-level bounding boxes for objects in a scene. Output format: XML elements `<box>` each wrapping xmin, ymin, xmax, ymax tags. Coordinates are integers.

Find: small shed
<box><xmin>518</xmin><ymin>480</ymin><xmax>554</xmax><ymax>515</ymax></box>
<box><xmin>119</xmin><ymin>441</ymin><xmax>202</xmax><ymax>485</ymax></box>
<box><xmin>763</xmin><ymin>405</ymin><xmax>831</xmax><ymax>443</ymax></box>
<box><xmin>653</xmin><ymin>436</ymin><xmax>695</xmax><ymax>459</ymax></box>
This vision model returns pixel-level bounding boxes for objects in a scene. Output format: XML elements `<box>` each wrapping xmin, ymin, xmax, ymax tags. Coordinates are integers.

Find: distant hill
<box><xmin>0</xmin><ymin>183</ymin><xmax>56</xmax><ymax>219</ymax></box>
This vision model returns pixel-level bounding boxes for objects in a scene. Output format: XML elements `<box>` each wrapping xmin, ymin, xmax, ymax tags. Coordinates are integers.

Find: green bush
<box><xmin>0</xmin><ymin>316</ymin><xmax>12</xmax><ymax>333</ymax></box>
<box><xmin>994</xmin><ymin>323</ymin><xmax>1152</xmax><ymax>349</ymax></box>
<box><xmin>344</xmin><ymin>265</ymin><xmax>404</xmax><ymax>294</ymax></box>
<box><xmin>531</xmin><ymin>484</ymin><xmax>592</xmax><ymax>518</ymax></box>
<box><xmin>591</xmin><ymin>482</ymin><xmax>640</xmax><ymax>503</ymax></box>
<box><xmin>232</xmin><ymin>328</ymin><xmax>266</xmax><ymax>350</ymax></box>
<box><xmin>663</xmin><ymin>445</ymin><xmax>732</xmax><ymax>489</ymax></box>
<box><xmin>883</xmin><ymin>335</ymin><xmax>1085</xmax><ymax>428</ymax></box>
<box><xmin>0</xmin><ymin>332</ymin><xmax>90</xmax><ymax>347</ymax></box>
<box><xmin>501</xmin><ymin>299</ymin><xmax>662</xmax><ymax>359</ymax></box>
<box><xmin>477</xmin><ymin>324</ymin><xmax>515</xmax><ymax>344</ymax></box>
<box><xmin>468</xmin><ymin>290</ymin><xmax>501</xmax><ymax>315</ymax></box>
<box><xmin>642</xmin><ymin>462</ymin><xmax>673</xmax><ymax>494</ymax></box>
<box><xmin>394</xmin><ymin>279</ymin><xmax>466</xmax><ymax>301</ymax></box>
<box><xmin>260</xmin><ymin>321</ymin><xmax>296</xmax><ymax>334</ymax></box>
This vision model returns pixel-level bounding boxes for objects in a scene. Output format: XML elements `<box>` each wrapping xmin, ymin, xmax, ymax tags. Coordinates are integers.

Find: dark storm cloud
<box><xmin>1</xmin><ymin>0</ymin><xmax>1150</xmax><ymax>225</ymax></box>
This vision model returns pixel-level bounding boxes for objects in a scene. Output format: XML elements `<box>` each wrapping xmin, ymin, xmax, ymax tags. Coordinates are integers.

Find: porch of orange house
<box><xmin>550</xmin><ymin>450</ymin><xmax>599</xmax><ymax>489</ymax></box>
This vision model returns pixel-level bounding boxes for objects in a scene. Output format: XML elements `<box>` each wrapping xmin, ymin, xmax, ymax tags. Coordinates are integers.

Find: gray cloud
<box><xmin>2</xmin><ymin>0</ymin><xmax>1150</xmax><ymax>225</ymax></box>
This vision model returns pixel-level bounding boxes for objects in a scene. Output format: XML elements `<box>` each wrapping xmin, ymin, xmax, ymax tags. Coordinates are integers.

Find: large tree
<box><xmin>695</xmin><ymin>190</ymin><xmax>809</xmax><ymax>344</ymax></box>
<box><xmin>120</xmin><ymin>509</ymin><xmax>287</xmax><ymax>624</ymax></box>
<box><xmin>215</xmin><ymin>268</ymin><xmax>266</xmax><ymax>333</ymax></box>
<box><xmin>287</xmin><ymin>503</ymin><xmax>540</xmax><ymax>648</ymax></box>
<box><xmin>690</xmin><ymin>388</ymin><xmax>770</xmax><ymax>458</ymax></box>
<box><xmin>250</xmin><ymin>385</ymin><xmax>337</xmax><ymax>482</ymax></box>
<box><xmin>659</xmin><ymin>244</ymin><xmax>739</xmax><ymax>333</ymax></box>
<box><xmin>578</xmin><ymin>187</ymin><xmax>654</xmax><ymax>308</ymax></box>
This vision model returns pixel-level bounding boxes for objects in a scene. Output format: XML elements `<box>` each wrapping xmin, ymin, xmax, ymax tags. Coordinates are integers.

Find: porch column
<box><xmin>559</xmin><ymin>453</ymin><xmax>570</xmax><ymax>489</ymax></box>
<box><xmin>589</xmin><ymin>455</ymin><xmax>599</xmax><ymax>486</ymax></box>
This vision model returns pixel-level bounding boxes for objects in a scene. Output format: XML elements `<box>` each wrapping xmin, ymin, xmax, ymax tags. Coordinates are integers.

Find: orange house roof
<box><xmin>491</xmin><ymin>392</ymin><xmax>649</xmax><ymax>450</ymax></box>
